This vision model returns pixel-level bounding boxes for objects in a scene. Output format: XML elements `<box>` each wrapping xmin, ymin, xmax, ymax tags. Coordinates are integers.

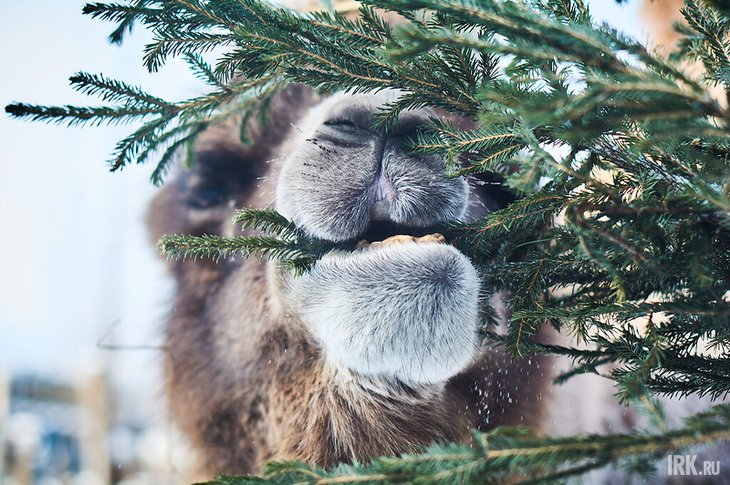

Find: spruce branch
<box><xmin>201</xmin><ymin>404</ymin><xmax>730</xmax><ymax>484</ymax></box>
<box><xmin>82</xmin><ymin>0</ymin><xmax>154</xmax><ymax>43</ymax></box>
<box><xmin>233</xmin><ymin>208</ymin><xmax>300</xmax><ymax>236</ymax></box>
<box><xmin>160</xmin><ymin>208</ymin><xmax>334</xmax><ymax>273</ymax></box>
<box><xmin>144</xmin><ymin>31</ymin><xmax>233</xmax><ymax>72</ymax></box>
<box><xmin>6</xmin><ymin>70</ymin><xmax>282</xmax><ymax>183</ymax></box>
<box><xmin>7</xmin><ymin>2</ymin><xmax>730</xmax><ymax>480</ymax></box>
<box><xmin>159</xmin><ymin>234</ymin><xmax>303</xmax><ymax>262</ymax></box>
<box><xmin>4</xmin><ymin>103</ymin><xmax>159</xmax><ymax>127</ymax></box>
<box><xmin>6</xmin><ymin>0</ymin><xmax>729</xmax><ymax>396</ymax></box>
<box><xmin>185</xmin><ymin>52</ymin><xmax>229</xmax><ymax>89</ymax></box>
<box><xmin>69</xmin><ymin>72</ymin><xmax>173</xmax><ymax>108</ymax></box>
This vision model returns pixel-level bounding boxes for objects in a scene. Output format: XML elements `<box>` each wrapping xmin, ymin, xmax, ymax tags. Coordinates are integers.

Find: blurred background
<box><xmin>0</xmin><ymin>1</ymin><xmax>646</xmax><ymax>483</ymax></box>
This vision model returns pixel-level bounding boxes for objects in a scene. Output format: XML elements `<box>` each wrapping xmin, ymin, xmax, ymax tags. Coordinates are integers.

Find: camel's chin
<box><xmin>290</xmin><ymin>238</ymin><xmax>482</xmax><ymax>384</ymax></box>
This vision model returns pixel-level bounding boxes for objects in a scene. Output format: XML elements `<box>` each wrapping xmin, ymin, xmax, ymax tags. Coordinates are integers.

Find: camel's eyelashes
<box><xmin>323</xmin><ymin>117</ymin><xmax>356</xmax><ymax>128</ymax></box>
<box><xmin>322</xmin><ymin>117</ymin><xmax>365</xmax><ymax>135</ymax></box>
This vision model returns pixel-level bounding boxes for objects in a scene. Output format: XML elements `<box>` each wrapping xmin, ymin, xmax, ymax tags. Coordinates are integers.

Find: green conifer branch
<box><xmin>200</xmin><ymin>404</ymin><xmax>730</xmax><ymax>484</ymax></box>
<box><xmin>185</xmin><ymin>52</ymin><xmax>229</xmax><ymax>89</ymax></box>
<box><xmin>233</xmin><ymin>208</ymin><xmax>300</xmax><ymax>236</ymax></box>
<box><xmin>159</xmin><ymin>234</ymin><xmax>303</xmax><ymax>262</ymax></box>
<box><xmin>4</xmin><ymin>103</ymin><xmax>159</xmax><ymax>127</ymax></box>
<box><xmin>69</xmin><ymin>72</ymin><xmax>174</xmax><ymax>108</ymax></box>
<box><xmin>160</xmin><ymin>208</ymin><xmax>335</xmax><ymax>273</ymax></box>
<box><xmin>6</xmin><ymin>0</ymin><xmax>728</xmax><ymax>399</ymax></box>
<box><xmin>82</xmin><ymin>1</ymin><xmax>154</xmax><ymax>43</ymax></box>
<box><xmin>7</xmin><ymin>0</ymin><xmax>730</xmax><ymax>480</ymax></box>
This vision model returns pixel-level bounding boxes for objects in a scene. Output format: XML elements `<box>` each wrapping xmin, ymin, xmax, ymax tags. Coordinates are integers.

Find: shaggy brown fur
<box><xmin>641</xmin><ymin>0</ymin><xmax>727</xmax><ymax>106</ymax></box>
<box><xmin>147</xmin><ymin>2</ymin><xmax>725</xmax><ymax>479</ymax></box>
<box><xmin>148</xmin><ymin>85</ymin><xmax>550</xmax><ymax>477</ymax></box>
<box><xmin>641</xmin><ymin>0</ymin><xmax>686</xmax><ymax>49</ymax></box>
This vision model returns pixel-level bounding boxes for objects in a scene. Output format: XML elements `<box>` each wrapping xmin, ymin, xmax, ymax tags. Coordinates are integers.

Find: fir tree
<box><xmin>6</xmin><ymin>0</ymin><xmax>730</xmax><ymax>482</ymax></box>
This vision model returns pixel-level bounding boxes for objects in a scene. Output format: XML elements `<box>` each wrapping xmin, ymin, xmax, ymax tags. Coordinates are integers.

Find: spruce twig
<box><xmin>199</xmin><ymin>404</ymin><xmax>730</xmax><ymax>484</ymax></box>
<box><xmin>6</xmin><ymin>0</ymin><xmax>728</xmax><ymax>403</ymax></box>
<box><xmin>6</xmin><ymin>0</ymin><xmax>730</xmax><ymax>481</ymax></box>
<box><xmin>160</xmin><ymin>209</ymin><xmax>334</xmax><ymax>274</ymax></box>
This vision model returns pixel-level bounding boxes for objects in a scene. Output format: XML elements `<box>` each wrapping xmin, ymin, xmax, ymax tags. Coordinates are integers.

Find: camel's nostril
<box><xmin>371</xmin><ymin>199</ymin><xmax>390</xmax><ymax>220</ymax></box>
<box><xmin>370</xmin><ymin>174</ymin><xmax>397</xmax><ymax>220</ymax></box>
<box><xmin>387</xmin><ymin>111</ymin><xmax>431</xmax><ymax>139</ymax></box>
<box><xmin>391</xmin><ymin>121</ymin><xmax>425</xmax><ymax>138</ymax></box>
